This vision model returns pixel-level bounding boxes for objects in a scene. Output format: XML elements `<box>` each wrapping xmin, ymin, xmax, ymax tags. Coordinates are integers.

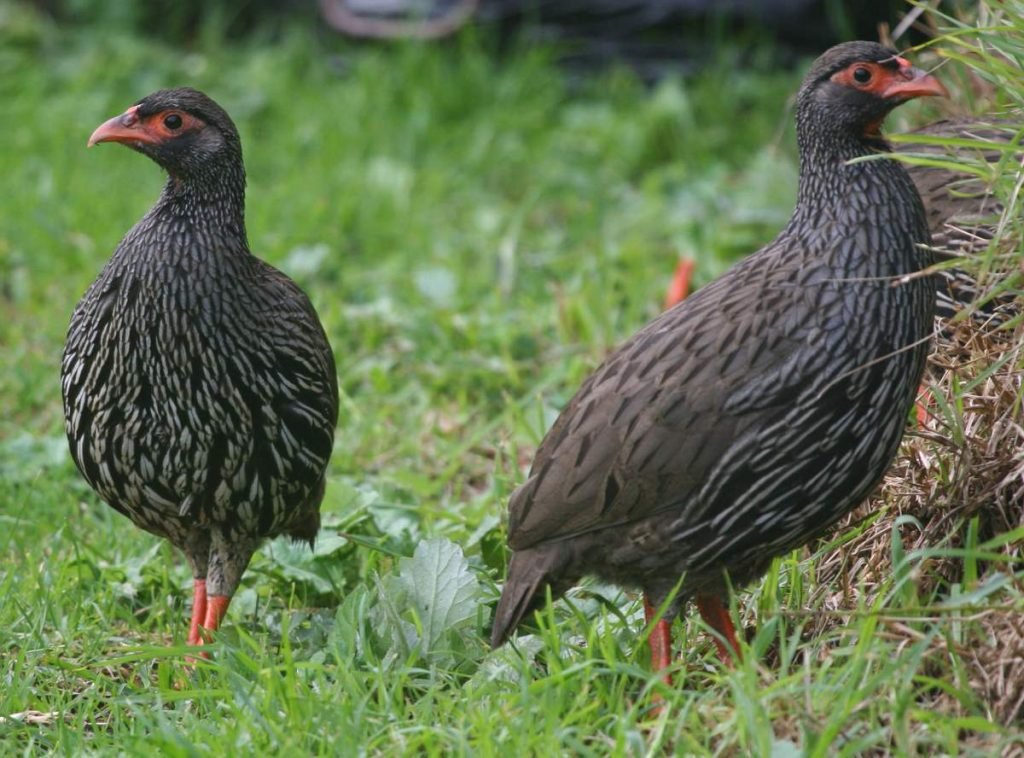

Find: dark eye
<box><xmin>163</xmin><ymin>113</ymin><xmax>183</xmax><ymax>130</ymax></box>
<box><xmin>853</xmin><ymin>67</ymin><xmax>872</xmax><ymax>84</ymax></box>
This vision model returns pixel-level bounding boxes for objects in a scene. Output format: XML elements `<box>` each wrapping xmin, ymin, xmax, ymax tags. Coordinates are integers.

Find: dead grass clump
<box><xmin>963</xmin><ymin>594</ymin><xmax>1024</xmax><ymax>726</ymax></box>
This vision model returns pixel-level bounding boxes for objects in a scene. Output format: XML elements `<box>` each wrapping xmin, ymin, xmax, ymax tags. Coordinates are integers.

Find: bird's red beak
<box><xmin>87</xmin><ymin>105</ymin><xmax>159</xmax><ymax>147</ymax></box>
<box><xmin>880</xmin><ymin>57</ymin><xmax>948</xmax><ymax>100</ymax></box>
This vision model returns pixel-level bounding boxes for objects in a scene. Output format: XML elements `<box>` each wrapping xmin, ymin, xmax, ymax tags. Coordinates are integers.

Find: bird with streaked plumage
<box><xmin>62</xmin><ymin>88</ymin><xmax>339</xmax><ymax>649</ymax></box>
<box><xmin>490</xmin><ymin>42</ymin><xmax>947</xmax><ymax>672</ymax></box>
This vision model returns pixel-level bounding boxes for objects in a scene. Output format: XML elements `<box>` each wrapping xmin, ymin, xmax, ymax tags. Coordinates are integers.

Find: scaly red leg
<box><xmin>696</xmin><ymin>594</ymin><xmax>741</xmax><ymax>664</ymax></box>
<box><xmin>200</xmin><ymin>594</ymin><xmax>233</xmax><ymax>643</ymax></box>
<box><xmin>643</xmin><ymin>595</ymin><xmax>674</xmax><ymax>684</ymax></box>
<box><xmin>186</xmin><ymin>578</ymin><xmax>208</xmax><ymax>646</ymax></box>
<box><xmin>664</xmin><ymin>258</ymin><xmax>696</xmax><ymax>310</ymax></box>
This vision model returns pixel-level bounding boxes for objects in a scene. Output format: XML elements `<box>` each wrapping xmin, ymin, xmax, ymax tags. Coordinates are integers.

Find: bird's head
<box><xmin>88</xmin><ymin>88</ymin><xmax>242</xmax><ymax>182</ymax></box>
<box><xmin>798</xmin><ymin>41</ymin><xmax>947</xmax><ymax>141</ymax></box>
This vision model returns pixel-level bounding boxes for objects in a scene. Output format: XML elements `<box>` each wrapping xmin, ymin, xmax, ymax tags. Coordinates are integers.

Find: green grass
<box><xmin>1</xmin><ymin>2</ymin><xmax>1022</xmax><ymax>754</ymax></box>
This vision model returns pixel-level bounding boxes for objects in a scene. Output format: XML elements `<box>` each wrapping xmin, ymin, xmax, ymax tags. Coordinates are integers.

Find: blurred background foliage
<box><xmin>18</xmin><ymin>0</ymin><xmax>924</xmax><ymax>53</ymax></box>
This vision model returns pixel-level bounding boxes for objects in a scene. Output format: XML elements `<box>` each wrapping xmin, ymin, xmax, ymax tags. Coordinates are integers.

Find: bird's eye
<box><xmin>163</xmin><ymin>113</ymin><xmax>183</xmax><ymax>130</ymax></box>
<box><xmin>852</xmin><ymin>67</ymin><xmax>872</xmax><ymax>84</ymax></box>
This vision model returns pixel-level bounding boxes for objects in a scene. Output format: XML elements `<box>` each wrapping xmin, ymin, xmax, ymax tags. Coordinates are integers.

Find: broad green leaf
<box><xmin>371</xmin><ymin>572</ymin><xmax>418</xmax><ymax>659</ymax></box>
<box><xmin>399</xmin><ymin>538</ymin><xmax>480</xmax><ymax>653</ymax></box>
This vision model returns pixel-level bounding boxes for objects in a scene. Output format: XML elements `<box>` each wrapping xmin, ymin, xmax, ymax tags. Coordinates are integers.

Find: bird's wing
<box><xmin>171</xmin><ymin>255</ymin><xmax>340</xmax><ymax>525</ymax></box>
<box><xmin>506</xmin><ymin>237</ymin><xmax>866</xmax><ymax>551</ymax></box>
<box><xmin>898</xmin><ymin>119</ymin><xmax>1016</xmax><ymax>250</ymax></box>
<box><xmin>243</xmin><ymin>260</ymin><xmax>339</xmax><ymax>486</ymax></box>
<box><xmin>897</xmin><ymin>119</ymin><xmax>1020</xmax><ymax>323</ymax></box>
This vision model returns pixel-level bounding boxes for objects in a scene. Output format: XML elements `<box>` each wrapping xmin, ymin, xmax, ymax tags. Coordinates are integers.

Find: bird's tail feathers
<box><xmin>490</xmin><ymin>547</ymin><xmax>569</xmax><ymax>649</ymax></box>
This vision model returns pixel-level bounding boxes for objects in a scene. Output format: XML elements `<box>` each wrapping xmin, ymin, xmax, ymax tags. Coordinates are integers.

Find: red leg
<box><xmin>643</xmin><ymin>595</ymin><xmax>674</xmax><ymax>684</ymax></box>
<box><xmin>186</xmin><ymin>579</ymin><xmax>208</xmax><ymax>646</ymax></box>
<box><xmin>696</xmin><ymin>594</ymin><xmax>741</xmax><ymax>664</ymax></box>
<box><xmin>200</xmin><ymin>594</ymin><xmax>233</xmax><ymax>642</ymax></box>
<box><xmin>915</xmin><ymin>382</ymin><xmax>931</xmax><ymax>426</ymax></box>
<box><xmin>664</xmin><ymin>258</ymin><xmax>696</xmax><ymax>310</ymax></box>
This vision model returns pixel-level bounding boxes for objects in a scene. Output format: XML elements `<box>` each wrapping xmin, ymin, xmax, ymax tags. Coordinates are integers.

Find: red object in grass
<box><xmin>915</xmin><ymin>383</ymin><xmax>932</xmax><ymax>426</ymax></box>
<box><xmin>664</xmin><ymin>258</ymin><xmax>696</xmax><ymax>310</ymax></box>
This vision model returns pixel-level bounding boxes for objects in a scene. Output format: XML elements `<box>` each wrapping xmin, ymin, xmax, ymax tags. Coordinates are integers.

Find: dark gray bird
<box><xmin>491</xmin><ymin>42</ymin><xmax>947</xmax><ymax>669</ymax></box>
<box><xmin>62</xmin><ymin>88</ymin><xmax>339</xmax><ymax>647</ymax></box>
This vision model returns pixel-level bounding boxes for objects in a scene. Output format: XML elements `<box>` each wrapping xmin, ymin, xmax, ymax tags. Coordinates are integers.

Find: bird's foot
<box><xmin>642</xmin><ymin>594</ymin><xmax>676</xmax><ymax>719</ymax></box>
<box><xmin>184</xmin><ymin>588</ymin><xmax>231</xmax><ymax>661</ymax></box>
<box><xmin>186</xmin><ymin>578</ymin><xmax>208</xmax><ymax>647</ymax></box>
<box><xmin>695</xmin><ymin>594</ymin><xmax>742</xmax><ymax>665</ymax></box>
<box><xmin>201</xmin><ymin>594</ymin><xmax>232</xmax><ymax>639</ymax></box>
<box><xmin>643</xmin><ymin>595</ymin><xmax>675</xmax><ymax>685</ymax></box>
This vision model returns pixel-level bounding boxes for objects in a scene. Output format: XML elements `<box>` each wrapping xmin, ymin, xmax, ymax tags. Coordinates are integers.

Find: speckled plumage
<box><xmin>62</xmin><ymin>89</ymin><xmax>338</xmax><ymax>632</ymax></box>
<box><xmin>492</xmin><ymin>42</ymin><xmax>938</xmax><ymax>649</ymax></box>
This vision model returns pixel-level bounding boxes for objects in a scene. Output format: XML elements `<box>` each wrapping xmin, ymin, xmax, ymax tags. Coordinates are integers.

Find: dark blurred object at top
<box><xmin>34</xmin><ymin>0</ymin><xmax>916</xmax><ymax>77</ymax></box>
<box><xmin>321</xmin><ymin>0</ymin><xmax>910</xmax><ymax>77</ymax></box>
<box><xmin>32</xmin><ymin>0</ymin><xmax>311</xmax><ymax>42</ymax></box>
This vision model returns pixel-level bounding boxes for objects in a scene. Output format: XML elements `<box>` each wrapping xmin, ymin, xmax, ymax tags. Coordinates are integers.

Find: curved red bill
<box><xmin>882</xmin><ymin>59</ymin><xmax>948</xmax><ymax>100</ymax></box>
<box><xmin>87</xmin><ymin>105</ymin><xmax>158</xmax><ymax>147</ymax></box>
